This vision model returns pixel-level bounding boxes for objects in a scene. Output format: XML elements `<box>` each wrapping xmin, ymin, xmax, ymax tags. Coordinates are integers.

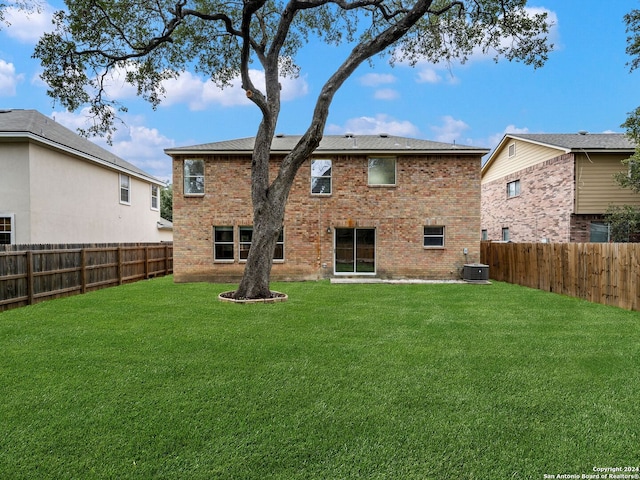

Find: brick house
<box><xmin>165</xmin><ymin>134</ymin><xmax>488</xmax><ymax>283</ymax></box>
<box><xmin>481</xmin><ymin>133</ymin><xmax>639</xmax><ymax>243</ymax></box>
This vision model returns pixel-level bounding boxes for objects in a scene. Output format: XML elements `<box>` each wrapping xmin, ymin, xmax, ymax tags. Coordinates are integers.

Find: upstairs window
<box><xmin>423</xmin><ymin>226</ymin><xmax>445</xmax><ymax>248</ymax></box>
<box><xmin>184</xmin><ymin>159</ymin><xmax>205</xmax><ymax>195</ymax></box>
<box><xmin>311</xmin><ymin>159</ymin><xmax>332</xmax><ymax>195</ymax></box>
<box><xmin>120</xmin><ymin>174</ymin><xmax>131</xmax><ymax>204</ymax></box>
<box><xmin>368</xmin><ymin>157</ymin><xmax>396</xmax><ymax>186</ymax></box>
<box><xmin>508</xmin><ymin>143</ymin><xmax>516</xmax><ymax>157</ymax></box>
<box><xmin>507</xmin><ymin>180</ymin><xmax>520</xmax><ymax>198</ymax></box>
<box><xmin>0</xmin><ymin>215</ymin><xmax>14</xmax><ymax>244</ymax></box>
<box><xmin>151</xmin><ymin>184</ymin><xmax>159</xmax><ymax>210</ymax></box>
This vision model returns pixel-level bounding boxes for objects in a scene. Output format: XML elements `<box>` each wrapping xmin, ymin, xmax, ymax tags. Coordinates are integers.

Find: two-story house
<box><xmin>0</xmin><ymin>109</ymin><xmax>171</xmax><ymax>244</ymax></box>
<box><xmin>165</xmin><ymin>134</ymin><xmax>488</xmax><ymax>283</ymax></box>
<box><xmin>481</xmin><ymin>133</ymin><xmax>639</xmax><ymax>243</ymax></box>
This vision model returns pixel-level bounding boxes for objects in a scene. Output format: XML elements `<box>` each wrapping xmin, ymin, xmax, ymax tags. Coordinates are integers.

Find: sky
<box><xmin>1</xmin><ymin>1</ymin><xmax>639</xmax><ymax>183</ymax></box>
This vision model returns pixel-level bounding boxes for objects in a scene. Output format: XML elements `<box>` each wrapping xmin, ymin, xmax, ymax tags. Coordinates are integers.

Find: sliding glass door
<box><xmin>335</xmin><ymin>228</ymin><xmax>375</xmax><ymax>274</ymax></box>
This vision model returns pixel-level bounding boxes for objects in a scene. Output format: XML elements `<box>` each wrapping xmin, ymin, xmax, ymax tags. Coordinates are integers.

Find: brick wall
<box><xmin>481</xmin><ymin>154</ymin><xmax>575</xmax><ymax>242</ymax></box>
<box><xmin>173</xmin><ymin>152</ymin><xmax>482</xmax><ymax>282</ymax></box>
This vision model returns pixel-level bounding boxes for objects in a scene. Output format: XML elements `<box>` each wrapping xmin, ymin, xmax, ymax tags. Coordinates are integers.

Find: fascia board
<box><xmin>0</xmin><ymin>131</ymin><xmax>164</xmax><ymax>186</ymax></box>
<box><xmin>164</xmin><ymin>148</ymin><xmax>490</xmax><ymax>156</ymax></box>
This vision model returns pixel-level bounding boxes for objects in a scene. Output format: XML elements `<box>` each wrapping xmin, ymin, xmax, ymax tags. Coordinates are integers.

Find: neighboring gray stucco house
<box><xmin>0</xmin><ymin>109</ymin><xmax>172</xmax><ymax>244</ymax></box>
<box><xmin>482</xmin><ymin>132</ymin><xmax>639</xmax><ymax>243</ymax></box>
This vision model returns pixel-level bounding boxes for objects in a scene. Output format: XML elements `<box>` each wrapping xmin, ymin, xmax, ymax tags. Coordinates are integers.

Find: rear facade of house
<box><xmin>167</xmin><ymin>134</ymin><xmax>487</xmax><ymax>283</ymax></box>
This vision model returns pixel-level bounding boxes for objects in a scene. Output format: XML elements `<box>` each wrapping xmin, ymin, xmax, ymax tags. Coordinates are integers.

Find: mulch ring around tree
<box><xmin>218</xmin><ymin>291</ymin><xmax>288</xmax><ymax>304</ymax></box>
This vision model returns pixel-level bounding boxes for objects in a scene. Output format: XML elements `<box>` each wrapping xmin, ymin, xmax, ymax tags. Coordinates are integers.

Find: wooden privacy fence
<box><xmin>0</xmin><ymin>243</ymin><xmax>173</xmax><ymax>312</ymax></box>
<box><xmin>481</xmin><ymin>241</ymin><xmax>640</xmax><ymax>311</ymax></box>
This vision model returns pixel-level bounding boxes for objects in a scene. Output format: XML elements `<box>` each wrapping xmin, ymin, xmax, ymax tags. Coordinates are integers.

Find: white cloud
<box><xmin>3</xmin><ymin>3</ymin><xmax>55</xmax><ymax>43</ymax></box>
<box><xmin>161</xmin><ymin>69</ymin><xmax>309</xmax><ymax>110</ymax></box>
<box><xmin>53</xmin><ymin>109</ymin><xmax>175</xmax><ymax>182</ymax></box>
<box><xmin>373</xmin><ymin>88</ymin><xmax>399</xmax><ymax>101</ymax></box>
<box><xmin>401</xmin><ymin>7</ymin><xmax>558</xmax><ymax>84</ymax></box>
<box><xmin>430</xmin><ymin>115</ymin><xmax>470</xmax><ymax>143</ymax></box>
<box><xmin>416</xmin><ymin>68</ymin><xmax>443</xmax><ymax>84</ymax></box>
<box><xmin>326</xmin><ymin>114</ymin><xmax>420</xmax><ymax>137</ymax></box>
<box><xmin>80</xmin><ymin>63</ymin><xmax>309</xmax><ymax>110</ymax></box>
<box><xmin>0</xmin><ymin>59</ymin><xmax>24</xmax><ymax>96</ymax></box>
<box><xmin>359</xmin><ymin>73</ymin><xmax>397</xmax><ymax>87</ymax></box>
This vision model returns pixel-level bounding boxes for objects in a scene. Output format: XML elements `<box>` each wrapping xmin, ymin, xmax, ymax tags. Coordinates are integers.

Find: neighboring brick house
<box><xmin>165</xmin><ymin>134</ymin><xmax>488</xmax><ymax>283</ymax></box>
<box><xmin>481</xmin><ymin>133</ymin><xmax>639</xmax><ymax>243</ymax></box>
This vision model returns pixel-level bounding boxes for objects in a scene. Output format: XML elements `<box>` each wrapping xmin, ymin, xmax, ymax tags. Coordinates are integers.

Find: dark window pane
<box><xmin>215</xmin><ymin>227</ymin><xmax>233</xmax><ymax>243</ymax></box>
<box><xmin>215</xmin><ymin>244</ymin><xmax>234</xmax><ymax>260</ymax></box>
<box><xmin>312</xmin><ymin>177</ymin><xmax>331</xmax><ymax>194</ymax></box>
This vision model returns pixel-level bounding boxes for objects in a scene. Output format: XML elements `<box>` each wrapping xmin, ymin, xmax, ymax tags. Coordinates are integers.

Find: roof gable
<box><xmin>0</xmin><ymin>109</ymin><xmax>161</xmax><ymax>184</ymax></box>
<box><xmin>482</xmin><ymin>132</ymin><xmax>636</xmax><ymax>178</ymax></box>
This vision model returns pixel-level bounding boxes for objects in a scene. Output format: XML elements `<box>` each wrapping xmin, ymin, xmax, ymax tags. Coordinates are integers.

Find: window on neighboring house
<box><xmin>120</xmin><ymin>174</ymin><xmax>131</xmax><ymax>204</ymax></box>
<box><xmin>481</xmin><ymin>229</ymin><xmax>488</xmax><ymax>241</ymax></box>
<box><xmin>502</xmin><ymin>227</ymin><xmax>510</xmax><ymax>242</ymax></box>
<box><xmin>239</xmin><ymin>226</ymin><xmax>284</xmax><ymax>262</ymax></box>
<box><xmin>590</xmin><ymin>222</ymin><xmax>610</xmax><ymax>243</ymax></box>
<box><xmin>423</xmin><ymin>226</ymin><xmax>445</xmax><ymax>248</ymax></box>
<box><xmin>311</xmin><ymin>159</ymin><xmax>332</xmax><ymax>195</ymax></box>
<box><xmin>214</xmin><ymin>226</ymin><xmax>234</xmax><ymax>261</ymax></box>
<box><xmin>368</xmin><ymin>157</ymin><xmax>396</xmax><ymax>186</ymax></box>
<box><xmin>184</xmin><ymin>159</ymin><xmax>205</xmax><ymax>195</ymax></box>
<box><xmin>508</xmin><ymin>143</ymin><xmax>516</xmax><ymax>157</ymax></box>
<box><xmin>507</xmin><ymin>180</ymin><xmax>520</xmax><ymax>198</ymax></box>
<box><xmin>151</xmin><ymin>184</ymin><xmax>159</xmax><ymax>210</ymax></box>
<box><xmin>0</xmin><ymin>215</ymin><xmax>14</xmax><ymax>244</ymax></box>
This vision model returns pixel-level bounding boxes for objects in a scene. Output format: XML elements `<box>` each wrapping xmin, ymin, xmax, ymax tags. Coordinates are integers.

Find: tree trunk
<box><xmin>234</xmin><ymin>194</ymin><xmax>285</xmax><ymax>299</ymax></box>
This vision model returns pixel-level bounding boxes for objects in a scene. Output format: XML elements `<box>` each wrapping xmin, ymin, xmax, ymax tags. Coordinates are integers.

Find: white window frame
<box><xmin>151</xmin><ymin>184</ymin><xmax>159</xmax><ymax>211</ymax></box>
<box><xmin>238</xmin><ymin>226</ymin><xmax>285</xmax><ymax>263</ymax></box>
<box><xmin>213</xmin><ymin>226</ymin><xmax>235</xmax><ymax>262</ymax></box>
<box><xmin>0</xmin><ymin>213</ymin><xmax>15</xmax><ymax>244</ymax></box>
<box><xmin>423</xmin><ymin>226</ymin><xmax>445</xmax><ymax>248</ymax></box>
<box><xmin>311</xmin><ymin>159</ymin><xmax>332</xmax><ymax>195</ymax></box>
<box><xmin>119</xmin><ymin>174</ymin><xmax>131</xmax><ymax>205</ymax></box>
<box><xmin>368</xmin><ymin>157</ymin><xmax>396</xmax><ymax>186</ymax></box>
<box><xmin>508</xmin><ymin>143</ymin><xmax>516</xmax><ymax>158</ymax></box>
<box><xmin>507</xmin><ymin>180</ymin><xmax>520</xmax><ymax>198</ymax></box>
<box><xmin>184</xmin><ymin>158</ymin><xmax>205</xmax><ymax>196</ymax></box>
<box><xmin>502</xmin><ymin>227</ymin><xmax>510</xmax><ymax>242</ymax></box>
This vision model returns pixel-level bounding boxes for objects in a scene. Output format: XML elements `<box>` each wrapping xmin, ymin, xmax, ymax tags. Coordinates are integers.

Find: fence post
<box><xmin>118</xmin><ymin>246</ymin><xmax>123</xmax><ymax>285</ymax></box>
<box><xmin>164</xmin><ymin>244</ymin><xmax>168</xmax><ymax>275</ymax></box>
<box><xmin>144</xmin><ymin>246</ymin><xmax>149</xmax><ymax>279</ymax></box>
<box><xmin>26</xmin><ymin>250</ymin><xmax>34</xmax><ymax>305</ymax></box>
<box><xmin>81</xmin><ymin>248</ymin><xmax>87</xmax><ymax>294</ymax></box>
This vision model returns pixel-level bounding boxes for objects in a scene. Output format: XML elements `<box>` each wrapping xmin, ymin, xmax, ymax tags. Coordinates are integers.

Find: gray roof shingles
<box><xmin>165</xmin><ymin>134</ymin><xmax>489</xmax><ymax>155</ymax></box>
<box><xmin>509</xmin><ymin>133</ymin><xmax>636</xmax><ymax>151</ymax></box>
<box><xmin>0</xmin><ymin>109</ymin><xmax>161</xmax><ymax>182</ymax></box>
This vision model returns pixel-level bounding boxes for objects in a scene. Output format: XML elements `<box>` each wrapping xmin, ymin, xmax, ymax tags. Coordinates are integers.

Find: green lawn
<box><xmin>1</xmin><ymin>277</ymin><xmax>639</xmax><ymax>479</ymax></box>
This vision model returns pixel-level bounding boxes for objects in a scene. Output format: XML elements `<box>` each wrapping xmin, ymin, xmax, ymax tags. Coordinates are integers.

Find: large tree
<box><xmin>34</xmin><ymin>0</ymin><xmax>551</xmax><ymax>299</ymax></box>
